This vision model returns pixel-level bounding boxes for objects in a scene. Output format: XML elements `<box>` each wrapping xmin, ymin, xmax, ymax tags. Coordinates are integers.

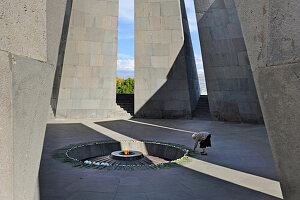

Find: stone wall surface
<box><xmin>0</xmin><ymin>51</ymin><xmax>13</xmax><ymax>200</ymax></box>
<box><xmin>54</xmin><ymin>0</ymin><xmax>119</xmax><ymax>119</ymax></box>
<box><xmin>47</xmin><ymin>0</ymin><xmax>68</xmax><ymax>66</ymax></box>
<box><xmin>0</xmin><ymin>0</ymin><xmax>47</xmax><ymax>61</ymax></box>
<box><xmin>0</xmin><ymin>51</ymin><xmax>54</xmax><ymax>200</ymax></box>
<box><xmin>194</xmin><ymin>0</ymin><xmax>263</xmax><ymax>123</ymax></box>
<box><xmin>49</xmin><ymin>0</ymin><xmax>72</xmax><ymax>114</ymax></box>
<box><xmin>11</xmin><ymin>54</ymin><xmax>55</xmax><ymax>200</ymax></box>
<box><xmin>134</xmin><ymin>0</ymin><xmax>200</xmax><ymax>119</ymax></box>
<box><xmin>234</xmin><ymin>0</ymin><xmax>300</xmax><ymax>199</ymax></box>
<box><xmin>0</xmin><ymin>1</ymin><xmax>64</xmax><ymax>199</ymax></box>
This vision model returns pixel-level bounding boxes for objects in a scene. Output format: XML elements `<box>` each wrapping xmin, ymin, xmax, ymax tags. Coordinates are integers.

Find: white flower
<box><xmin>100</xmin><ymin>162</ymin><xmax>110</xmax><ymax>167</ymax></box>
<box><xmin>93</xmin><ymin>162</ymin><xmax>100</xmax><ymax>166</ymax></box>
<box><xmin>84</xmin><ymin>160</ymin><xmax>92</xmax><ymax>165</ymax></box>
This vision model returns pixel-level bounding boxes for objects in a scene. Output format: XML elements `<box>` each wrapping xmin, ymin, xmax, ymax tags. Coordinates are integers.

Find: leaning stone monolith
<box><xmin>194</xmin><ymin>0</ymin><xmax>263</xmax><ymax>123</ymax></box>
<box><xmin>52</xmin><ymin>0</ymin><xmax>119</xmax><ymax>119</ymax></box>
<box><xmin>0</xmin><ymin>0</ymin><xmax>65</xmax><ymax>199</ymax></box>
<box><xmin>134</xmin><ymin>0</ymin><xmax>200</xmax><ymax>119</ymax></box>
<box><xmin>234</xmin><ymin>0</ymin><xmax>300</xmax><ymax>199</ymax></box>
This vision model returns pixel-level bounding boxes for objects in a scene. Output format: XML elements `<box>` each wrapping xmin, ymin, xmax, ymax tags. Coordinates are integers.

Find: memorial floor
<box><xmin>39</xmin><ymin>119</ymin><xmax>282</xmax><ymax>200</ymax></box>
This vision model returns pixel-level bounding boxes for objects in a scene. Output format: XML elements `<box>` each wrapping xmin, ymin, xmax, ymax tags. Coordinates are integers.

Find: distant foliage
<box><xmin>116</xmin><ymin>77</ymin><xmax>134</xmax><ymax>94</ymax></box>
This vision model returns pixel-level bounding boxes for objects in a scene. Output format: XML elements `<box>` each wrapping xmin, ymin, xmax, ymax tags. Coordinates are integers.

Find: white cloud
<box><xmin>184</xmin><ymin>0</ymin><xmax>198</xmax><ymax>33</ymax></box>
<box><xmin>119</xmin><ymin>0</ymin><xmax>134</xmax><ymax>23</ymax></box>
<box><xmin>117</xmin><ymin>59</ymin><xmax>134</xmax><ymax>71</ymax></box>
<box><xmin>117</xmin><ymin>54</ymin><xmax>134</xmax><ymax>78</ymax></box>
<box><xmin>118</xmin><ymin>53</ymin><xmax>133</xmax><ymax>60</ymax></box>
<box><xmin>195</xmin><ymin>54</ymin><xmax>204</xmax><ymax>74</ymax></box>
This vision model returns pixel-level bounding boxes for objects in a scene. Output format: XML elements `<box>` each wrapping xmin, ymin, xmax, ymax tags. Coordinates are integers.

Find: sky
<box><xmin>117</xmin><ymin>0</ymin><xmax>204</xmax><ymax>79</ymax></box>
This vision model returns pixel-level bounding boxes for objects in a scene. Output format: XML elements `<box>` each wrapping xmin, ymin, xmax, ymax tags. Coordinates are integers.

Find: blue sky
<box><xmin>117</xmin><ymin>0</ymin><xmax>204</xmax><ymax>79</ymax></box>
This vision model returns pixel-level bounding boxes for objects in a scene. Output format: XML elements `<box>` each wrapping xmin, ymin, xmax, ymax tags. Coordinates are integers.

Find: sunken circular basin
<box><xmin>54</xmin><ymin>140</ymin><xmax>191</xmax><ymax>170</ymax></box>
<box><xmin>110</xmin><ymin>150</ymin><xmax>144</xmax><ymax>161</ymax></box>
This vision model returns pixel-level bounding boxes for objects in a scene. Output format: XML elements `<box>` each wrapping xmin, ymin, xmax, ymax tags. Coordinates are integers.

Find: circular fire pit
<box><xmin>53</xmin><ymin>140</ymin><xmax>191</xmax><ymax>170</ymax></box>
<box><xmin>110</xmin><ymin>150</ymin><xmax>144</xmax><ymax>161</ymax></box>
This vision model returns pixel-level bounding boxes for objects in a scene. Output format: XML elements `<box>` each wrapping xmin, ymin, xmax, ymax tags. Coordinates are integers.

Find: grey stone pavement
<box><xmin>39</xmin><ymin>119</ymin><xmax>281</xmax><ymax>200</ymax></box>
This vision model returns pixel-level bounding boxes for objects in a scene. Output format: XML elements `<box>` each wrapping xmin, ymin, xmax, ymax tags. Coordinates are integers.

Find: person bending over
<box><xmin>192</xmin><ymin>132</ymin><xmax>211</xmax><ymax>155</ymax></box>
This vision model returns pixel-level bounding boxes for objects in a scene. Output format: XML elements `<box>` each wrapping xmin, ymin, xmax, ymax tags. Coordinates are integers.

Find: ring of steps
<box><xmin>88</xmin><ymin>155</ymin><xmax>169</xmax><ymax>166</ymax></box>
<box><xmin>66</xmin><ymin>140</ymin><xmax>188</xmax><ymax>168</ymax></box>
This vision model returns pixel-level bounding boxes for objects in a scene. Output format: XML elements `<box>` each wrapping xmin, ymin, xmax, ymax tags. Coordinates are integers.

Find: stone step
<box><xmin>196</xmin><ymin>104</ymin><xmax>209</xmax><ymax>107</ymax></box>
<box><xmin>116</xmin><ymin>94</ymin><xmax>134</xmax><ymax>116</ymax></box>
<box><xmin>115</xmin><ymin>104</ymin><xmax>132</xmax><ymax>119</ymax></box>
<box><xmin>48</xmin><ymin>105</ymin><xmax>55</xmax><ymax>120</ymax></box>
<box><xmin>193</xmin><ymin>95</ymin><xmax>210</xmax><ymax>119</ymax></box>
<box><xmin>196</xmin><ymin>109</ymin><xmax>209</xmax><ymax>111</ymax></box>
<box><xmin>198</xmin><ymin>102</ymin><xmax>208</xmax><ymax>104</ymax></box>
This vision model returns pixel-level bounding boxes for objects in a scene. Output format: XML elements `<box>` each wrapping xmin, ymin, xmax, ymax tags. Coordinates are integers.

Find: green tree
<box><xmin>116</xmin><ymin>77</ymin><xmax>123</xmax><ymax>94</ymax></box>
<box><xmin>116</xmin><ymin>77</ymin><xmax>134</xmax><ymax>94</ymax></box>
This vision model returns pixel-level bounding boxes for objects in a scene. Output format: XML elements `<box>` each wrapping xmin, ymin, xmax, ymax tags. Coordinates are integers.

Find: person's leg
<box><xmin>201</xmin><ymin>148</ymin><xmax>207</xmax><ymax>155</ymax></box>
<box><xmin>200</xmin><ymin>140</ymin><xmax>207</xmax><ymax>155</ymax></box>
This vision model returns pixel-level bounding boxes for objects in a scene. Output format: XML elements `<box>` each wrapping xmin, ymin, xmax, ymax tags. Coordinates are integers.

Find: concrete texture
<box><xmin>53</xmin><ymin>0</ymin><xmax>119</xmax><ymax>119</ymax></box>
<box><xmin>46</xmin><ymin>0</ymin><xmax>68</xmax><ymax>66</ymax></box>
<box><xmin>0</xmin><ymin>51</ymin><xmax>55</xmax><ymax>200</ymax></box>
<box><xmin>47</xmin><ymin>0</ymin><xmax>68</xmax><ymax>117</ymax></box>
<box><xmin>12</xmin><ymin>54</ymin><xmax>54</xmax><ymax>200</ymax></box>
<box><xmin>194</xmin><ymin>0</ymin><xmax>263</xmax><ymax>123</ymax></box>
<box><xmin>0</xmin><ymin>51</ymin><xmax>13</xmax><ymax>200</ymax></box>
<box><xmin>40</xmin><ymin>119</ymin><xmax>281</xmax><ymax>199</ymax></box>
<box><xmin>0</xmin><ymin>0</ymin><xmax>47</xmax><ymax>61</ymax></box>
<box><xmin>0</xmin><ymin>1</ymin><xmax>64</xmax><ymax>199</ymax></box>
<box><xmin>49</xmin><ymin>0</ymin><xmax>72</xmax><ymax>114</ymax></box>
<box><xmin>234</xmin><ymin>1</ymin><xmax>300</xmax><ymax>199</ymax></box>
<box><xmin>134</xmin><ymin>0</ymin><xmax>200</xmax><ymax>119</ymax></box>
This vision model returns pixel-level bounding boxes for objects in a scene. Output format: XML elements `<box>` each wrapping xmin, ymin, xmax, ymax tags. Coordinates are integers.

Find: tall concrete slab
<box><xmin>194</xmin><ymin>0</ymin><xmax>263</xmax><ymax>123</ymax></box>
<box><xmin>52</xmin><ymin>0</ymin><xmax>119</xmax><ymax>119</ymax></box>
<box><xmin>134</xmin><ymin>0</ymin><xmax>200</xmax><ymax>119</ymax></box>
<box><xmin>47</xmin><ymin>0</ymin><xmax>68</xmax><ymax>66</ymax></box>
<box><xmin>48</xmin><ymin>0</ymin><xmax>72</xmax><ymax>116</ymax></box>
<box><xmin>0</xmin><ymin>0</ymin><xmax>59</xmax><ymax>199</ymax></box>
<box><xmin>234</xmin><ymin>0</ymin><xmax>300</xmax><ymax>199</ymax></box>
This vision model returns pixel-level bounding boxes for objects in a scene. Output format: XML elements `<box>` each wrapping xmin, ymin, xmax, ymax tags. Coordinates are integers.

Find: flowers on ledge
<box><xmin>84</xmin><ymin>160</ymin><xmax>110</xmax><ymax>167</ymax></box>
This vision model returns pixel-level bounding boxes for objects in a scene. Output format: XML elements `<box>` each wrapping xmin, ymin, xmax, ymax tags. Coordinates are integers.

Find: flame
<box><xmin>124</xmin><ymin>150</ymin><xmax>130</xmax><ymax>155</ymax></box>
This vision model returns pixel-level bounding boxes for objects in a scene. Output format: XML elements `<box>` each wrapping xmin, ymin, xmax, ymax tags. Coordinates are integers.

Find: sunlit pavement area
<box><xmin>39</xmin><ymin>119</ymin><xmax>283</xmax><ymax>200</ymax></box>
